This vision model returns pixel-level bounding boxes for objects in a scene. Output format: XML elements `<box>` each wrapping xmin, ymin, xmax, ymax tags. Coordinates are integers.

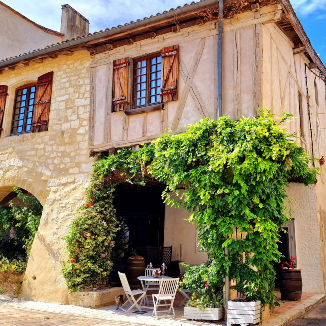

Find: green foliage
<box><xmin>180</xmin><ymin>261</ymin><xmax>224</xmax><ymax>309</ymax></box>
<box><xmin>0</xmin><ymin>257</ymin><xmax>27</xmax><ymax>274</ymax></box>
<box><xmin>62</xmin><ymin>186</ymin><xmax>119</xmax><ymax>292</ymax></box>
<box><xmin>0</xmin><ymin>187</ymin><xmax>42</xmax><ymax>258</ymax></box>
<box><xmin>65</xmin><ymin>110</ymin><xmax>318</xmax><ymax>306</ymax></box>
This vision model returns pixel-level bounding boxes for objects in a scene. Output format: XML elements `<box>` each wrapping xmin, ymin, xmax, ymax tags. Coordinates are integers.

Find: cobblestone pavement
<box><xmin>0</xmin><ymin>305</ymin><xmax>130</xmax><ymax>326</ymax></box>
<box><xmin>287</xmin><ymin>300</ymin><xmax>326</xmax><ymax>326</ymax></box>
<box><xmin>0</xmin><ymin>295</ymin><xmax>224</xmax><ymax>326</ymax></box>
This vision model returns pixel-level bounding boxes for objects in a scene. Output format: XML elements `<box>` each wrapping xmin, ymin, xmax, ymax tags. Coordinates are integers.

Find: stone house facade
<box><xmin>0</xmin><ymin>0</ymin><xmax>325</xmax><ymax>304</ymax></box>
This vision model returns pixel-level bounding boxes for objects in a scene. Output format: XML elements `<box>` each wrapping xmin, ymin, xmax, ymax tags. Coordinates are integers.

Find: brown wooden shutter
<box><xmin>0</xmin><ymin>85</ymin><xmax>8</xmax><ymax>135</ymax></box>
<box><xmin>161</xmin><ymin>45</ymin><xmax>179</xmax><ymax>102</ymax></box>
<box><xmin>112</xmin><ymin>58</ymin><xmax>130</xmax><ymax>112</ymax></box>
<box><xmin>32</xmin><ymin>71</ymin><xmax>53</xmax><ymax>133</ymax></box>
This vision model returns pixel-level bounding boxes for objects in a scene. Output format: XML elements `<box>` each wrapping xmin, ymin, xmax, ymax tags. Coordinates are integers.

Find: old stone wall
<box><xmin>0</xmin><ymin>50</ymin><xmax>93</xmax><ymax>303</ymax></box>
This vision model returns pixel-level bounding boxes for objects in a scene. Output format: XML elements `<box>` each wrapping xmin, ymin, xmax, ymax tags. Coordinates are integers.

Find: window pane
<box><xmin>151</xmin><ymin>73</ymin><xmax>156</xmax><ymax>80</ymax></box>
<box><xmin>157</xmin><ymin>63</ymin><xmax>161</xmax><ymax>70</ymax></box>
<box><xmin>151</xmin><ymin>65</ymin><xmax>156</xmax><ymax>72</ymax></box>
<box><xmin>151</xmin><ymin>57</ymin><xmax>156</xmax><ymax>64</ymax></box>
<box><xmin>157</xmin><ymin>79</ymin><xmax>161</xmax><ymax>86</ymax></box>
<box><xmin>11</xmin><ymin>84</ymin><xmax>36</xmax><ymax>135</ymax></box>
<box><xmin>156</xmin><ymin>95</ymin><xmax>160</xmax><ymax>102</ymax></box>
<box><xmin>157</xmin><ymin>87</ymin><xmax>161</xmax><ymax>94</ymax></box>
<box><xmin>141</xmin><ymin>60</ymin><xmax>146</xmax><ymax>67</ymax></box>
<box><xmin>157</xmin><ymin>71</ymin><xmax>161</xmax><ymax>79</ymax></box>
<box><xmin>142</xmin><ymin>68</ymin><xmax>146</xmax><ymax>75</ymax></box>
<box><xmin>150</xmin><ymin>96</ymin><xmax>156</xmax><ymax>103</ymax></box>
<box><xmin>141</xmin><ymin>83</ymin><xmax>146</xmax><ymax>90</ymax></box>
<box><xmin>141</xmin><ymin>75</ymin><xmax>146</xmax><ymax>82</ymax></box>
<box><xmin>157</xmin><ymin>56</ymin><xmax>162</xmax><ymax>63</ymax></box>
<box><xmin>137</xmin><ymin>91</ymin><xmax>140</xmax><ymax>98</ymax></box>
<box><xmin>137</xmin><ymin>76</ymin><xmax>141</xmax><ymax>83</ymax></box>
<box><xmin>137</xmin><ymin>62</ymin><xmax>141</xmax><ymax>68</ymax></box>
<box><xmin>151</xmin><ymin>81</ymin><xmax>156</xmax><ymax>87</ymax></box>
<box><xmin>141</xmin><ymin>98</ymin><xmax>146</xmax><ymax>105</ymax></box>
<box><xmin>137</xmin><ymin>84</ymin><xmax>141</xmax><ymax>91</ymax></box>
<box><xmin>137</xmin><ymin>99</ymin><xmax>140</xmax><ymax>106</ymax></box>
<box><xmin>141</xmin><ymin>90</ymin><xmax>146</xmax><ymax>97</ymax></box>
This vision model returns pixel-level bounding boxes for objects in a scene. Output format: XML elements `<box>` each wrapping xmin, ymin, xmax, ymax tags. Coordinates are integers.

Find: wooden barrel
<box><xmin>280</xmin><ymin>269</ymin><xmax>302</xmax><ymax>301</ymax></box>
<box><xmin>126</xmin><ymin>255</ymin><xmax>145</xmax><ymax>289</ymax></box>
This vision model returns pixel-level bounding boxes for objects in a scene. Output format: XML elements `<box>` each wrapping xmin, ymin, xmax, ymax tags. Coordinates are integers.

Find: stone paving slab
<box><xmin>0</xmin><ymin>295</ymin><xmax>225</xmax><ymax>326</ymax></box>
<box><xmin>263</xmin><ymin>293</ymin><xmax>326</xmax><ymax>326</ymax></box>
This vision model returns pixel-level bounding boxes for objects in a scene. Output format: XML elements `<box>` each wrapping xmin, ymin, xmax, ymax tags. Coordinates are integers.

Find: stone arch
<box><xmin>0</xmin><ymin>165</ymin><xmax>49</xmax><ymax>206</ymax></box>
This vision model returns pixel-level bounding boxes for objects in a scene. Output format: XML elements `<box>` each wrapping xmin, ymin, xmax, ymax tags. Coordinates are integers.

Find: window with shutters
<box><xmin>112</xmin><ymin>45</ymin><xmax>178</xmax><ymax>113</ymax></box>
<box><xmin>10</xmin><ymin>71</ymin><xmax>53</xmax><ymax>136</ymax></box>
<box><xmin>0</xmin><ymin>85</ymin><xmax>8</xmax><ymax>136</ymax></box>
<box><xmin>11</xmin><ymin>84</ymin><xmax>36</xmax><ymax>135</ymax></box>
<box><xmin>133</xmin><ymin>53</ymin><xmax>162</xmax><ymax>107</ymax></box>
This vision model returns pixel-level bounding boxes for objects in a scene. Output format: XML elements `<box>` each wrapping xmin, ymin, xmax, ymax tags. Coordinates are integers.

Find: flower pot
<box><xmin>280</xmin><ymin>269</ymin><xmax>302</xmax><ymax>301</ymax></box>
<box><xmin>184</xmin><ymin>307</ymin><xmax>224</xmax><ymax>321</ymax></box>
<box><xmin>227</xmin><ymin>300</ymin><xmax>261</xmax><ymax>326</ymax></box>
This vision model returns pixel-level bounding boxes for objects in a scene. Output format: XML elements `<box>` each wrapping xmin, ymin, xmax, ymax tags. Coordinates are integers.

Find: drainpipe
<box><xmin>218</xmin><ymin>0</ymin><xmax>228</xmax><ymax>307</ymax></box>
<box><xmin>217</xmin><ymin>0</ymin><xmax>224</xmax><ymax>119</ymax></box>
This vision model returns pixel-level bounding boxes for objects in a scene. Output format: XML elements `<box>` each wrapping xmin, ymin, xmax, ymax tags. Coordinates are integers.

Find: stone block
<box><xmin>68</xmin><ymin>287</ymin><xmax>125</xmax><ymax>308</ymax></box>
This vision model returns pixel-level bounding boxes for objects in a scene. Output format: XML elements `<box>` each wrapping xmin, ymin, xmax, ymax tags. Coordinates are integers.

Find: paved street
<box><xmin>287</xmin><ymin>300</ymin><xmax>326</xmax><ymax>326</ymax></box>
<box><xmin>0</xmin><ymin>305</ymin><xmax>133</xmax><ymax>326</ymax></box>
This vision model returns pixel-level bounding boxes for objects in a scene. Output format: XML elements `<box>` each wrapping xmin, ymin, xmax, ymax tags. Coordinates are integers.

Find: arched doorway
<box><xmin>0</xmin><ymin>187</ymin><xmax>43</xmax><ymax>296</ymax></box>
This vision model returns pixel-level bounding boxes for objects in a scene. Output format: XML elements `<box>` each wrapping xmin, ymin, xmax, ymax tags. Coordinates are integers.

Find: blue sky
<box><xmin>3</xmin><ymin>0</ymin><xmax>326</xmax><ymax>64</ymax></box>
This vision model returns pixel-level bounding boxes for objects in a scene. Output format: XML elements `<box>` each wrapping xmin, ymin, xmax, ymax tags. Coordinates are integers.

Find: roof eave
<box><xmin>279</xmin><ymin>0</ymin><xmax>326</xmax><ymax>76</ymax></box>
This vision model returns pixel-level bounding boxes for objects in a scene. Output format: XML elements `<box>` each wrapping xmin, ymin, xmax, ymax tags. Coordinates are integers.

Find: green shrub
<box><xmin>62</xmin><ymin>186</ymin><xmax>119</xmax><ymax>292</ymax></box>
<box><xmin>181</xmin><ymin>261</ymin><xmax>224</xmax><ymax>309</ymax></box>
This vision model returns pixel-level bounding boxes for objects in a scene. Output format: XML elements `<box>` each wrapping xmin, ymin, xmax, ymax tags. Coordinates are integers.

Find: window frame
<box><xmin>11</xmin><ymin>83</ymin><xmax>36</xmax><ymax>136</ymax></box>
<box><xmin>133</xmin><ymin>52</ymin><xmax>162</xmax><ymax>108</ymax></box>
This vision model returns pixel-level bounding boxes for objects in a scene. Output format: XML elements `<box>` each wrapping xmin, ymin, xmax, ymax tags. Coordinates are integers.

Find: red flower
<box><xmin>75</xmin><ymin>250</ymin><xmax>79</xmax><ymax>253</ymax></box>
<box><xmin>99</xmin><ymin>247</ymin><xmax>102</xmax><ymax>249</ymax></box>
<box><xmin>102</xmin><ymin>254</ymin><xmax>106</xmax><ymax>258</ymax></box>
<box><xmin>205</xmin><ymin>282</ymin><xmax>208</xmax><ymax>287</ymax></box>
<box><xmin>108</xmin><ymin>240</ymin><xmax>111</xmax><ymax>243</ymax></box>
<box><xmin>87</xmin><ymin>237</ymin><xmax>90</xmax><ymax>240</ymax></box>
<box><xmin>84</xmin><ymin>233</ymin><xmax>87</xmax><ymax>236</ymax></box>
<box><xmin>72</xmin><ymin>259</ymin><xmax>76</xmax><ymax>263</ymax></box>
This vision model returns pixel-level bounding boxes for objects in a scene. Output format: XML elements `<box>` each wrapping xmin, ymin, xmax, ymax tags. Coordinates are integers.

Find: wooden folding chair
<box><xmin>144</xmin><ymin>268</ymin><xmax>160</xmax><ymax>305</ymax></box>
<box><xmin>152</xmin><ymin>278</ymin><xmax>179</xmax><ymax>318</ymax></box>
<box><xmin>118</xmin><ymin>271</ymin><xmax>146</xmax><ymax>313</ymax></box>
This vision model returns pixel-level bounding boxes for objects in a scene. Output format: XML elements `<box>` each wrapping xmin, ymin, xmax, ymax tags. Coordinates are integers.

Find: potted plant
<box><xmin>227</xmin><ymin>283</ymin><xmax>261</xmax><ymax>326</ymax></box>
<box><xmin>181</xmin><ymin>262</ymin><xmax>224</xmax><ymax>321</ymax></box>
<box><xmin>280</xmin><ymin>256</ymin><xmax>302</xmax><ymax>301</ymax></box>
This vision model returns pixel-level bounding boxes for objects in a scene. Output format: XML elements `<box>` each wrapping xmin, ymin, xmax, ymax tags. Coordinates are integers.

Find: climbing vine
<box><xmin>63</xmin><ymin>110</ymin><xmax>318</xmax><ymax>305</ymax></box>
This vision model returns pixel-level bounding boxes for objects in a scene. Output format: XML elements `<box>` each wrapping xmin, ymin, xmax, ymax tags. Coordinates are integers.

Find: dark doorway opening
<box><xmin>275</xmin><ymin>228</ymin><xmax>290</xmax><ymax>287</ymax></box>
<box><xmin>113</xmin><ymin>185</ymin><xmax>165</xmax><ymax>249</ymax></box>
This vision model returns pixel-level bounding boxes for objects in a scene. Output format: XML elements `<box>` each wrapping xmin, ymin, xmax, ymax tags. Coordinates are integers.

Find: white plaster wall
<box><xmin>164</xmin><ymin>191</ymin><xmax>208</xmax><ymax>265</ymax></box>
<box><xmin>0</xmin><ymin>4</ymin><xmax>63</xmax><ymax>60</ymax></box>
<box><xmin>286</xmin><ymin>183</ymin><xmax>324</xmax><ymax>293</ymax></box>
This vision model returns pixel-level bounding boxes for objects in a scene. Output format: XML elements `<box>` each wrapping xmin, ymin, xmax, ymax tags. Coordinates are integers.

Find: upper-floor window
<box><xmin>134</xmin><ymin>54</ymin><xmax>161</xmax><ymax>107</ymax></box>
<box><xmin>112</xmin><ymin>45</ymin><xmax>178</xmax><ymax>113</ymax></box>
<box><xmin>0</xmin><ymin>71</ymin><xmax>54</xmax><ymax>137</ymax></box>
<box><xmin>11</xmin><ymin>84</ymin><xmax>36</xmax><ymax>134</ymax></box>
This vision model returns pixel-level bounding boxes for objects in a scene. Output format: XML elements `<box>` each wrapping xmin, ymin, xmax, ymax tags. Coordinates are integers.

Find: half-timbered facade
<box><xmin>0</xmin><ymin>0</ymin><xmax>325</xmax><ymax>304</ymax></box>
